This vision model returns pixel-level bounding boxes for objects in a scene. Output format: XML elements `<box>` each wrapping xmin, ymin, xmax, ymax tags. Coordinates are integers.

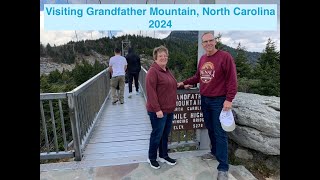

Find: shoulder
<box><xmin>218</xmin><ymin>50</ymin><xmax>233</xmax><ymax>58</ymax></box>
<box><xmin>147</xmin><ymin>67</ymin><xmax>158</xmax><ymax>75</ymax></box>
<box><xmin>199</xmin><ymin>54</ymin><xmax>206</xmax><ymax>61</ymax></box>
<box><xmin>148</xmin><ymin>67</ymin><xmax>157</xmax><ymax>73</ymax></box>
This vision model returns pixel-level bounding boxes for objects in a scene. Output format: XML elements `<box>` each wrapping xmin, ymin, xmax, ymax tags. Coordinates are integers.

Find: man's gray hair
<box><xmin>201</xmin><ymin>31</ymin><xmax>215</xmax><ymax>39</ymax></box>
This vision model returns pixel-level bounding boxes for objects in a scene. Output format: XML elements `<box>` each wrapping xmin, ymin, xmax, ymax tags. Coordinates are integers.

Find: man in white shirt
<box><xmin>109</xmin><ymin>48</ymin><xmax>127</xmax><ymax>104</ymax></box>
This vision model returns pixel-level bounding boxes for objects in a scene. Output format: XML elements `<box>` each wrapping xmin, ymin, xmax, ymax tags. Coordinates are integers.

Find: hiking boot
<box><xmin>217</xmin><ymin>171</ymin><xmax>228</xmax><ymax>180</ymax></box>
<box><xmin>147</xmin><ymin>159</ymin><xmax>160</xmax><ymax>169</ymax></box>
<box><xmin>159</xmin><ymin>156</ymin><xmax>177</xmax><ymax>165</ymax></box>
<box><xmin>128</xmin><ymin>92</ymin><xmax>132</xmax><ymax>98</ymax></box>
<box><xmin>112</xmin><ymin>100</ymin><xmax>118</xmax><ymax>105</ymax></box>
<box><xmin>201</xmin><ymin>152</ymin><xmax>216</xmax><ymax>160</ymax></box>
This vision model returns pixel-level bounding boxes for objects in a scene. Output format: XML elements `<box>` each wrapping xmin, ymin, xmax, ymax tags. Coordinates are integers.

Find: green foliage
<box><xmin>40</xmin><ymin>60</ymin><xmax>106</xmax><ymax>93</ymax></box>
<box><xmin>40</xmin><ymin>32</ymin><xmax>279</xmax><ymax>97</ymax></box>
<box><xmin>235</xmin><ymin>43</ymin><xmax>252</xmax><ymax>79</ymax></box>
<box><xmin>40</xmin><ymin>43</ymin><xmax>46</xmax><ymax>57</ymax></box>
<box><xmin>47</xmin><ymin>70</ymin><xmax>62</xmax><ymax>84</ymax></box>
<box><xmin>251</xmin><ymin>39</ymin><xmax>280</xmax><ymax>97</ymax></box>
<box><xmin>40</xmin><ymin>61</ymin><xmax>106</xmax><ymax>154</ymax></box>
<box><xmin>237</xmin><ymin>77</ymin><xmax>260</xmax><ymax>93</ymax></box>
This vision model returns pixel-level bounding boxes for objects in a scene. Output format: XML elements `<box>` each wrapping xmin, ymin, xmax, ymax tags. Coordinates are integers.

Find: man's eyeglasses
<box><xmin>202</xmin><ymin>39</ymin><xmax>214</xmax><ymax>44</ymax></box>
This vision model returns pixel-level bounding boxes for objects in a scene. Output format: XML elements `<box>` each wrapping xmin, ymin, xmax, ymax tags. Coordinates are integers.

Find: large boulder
<box><xmin>230</xmin><ymin>92</ymin><xmax>280</xmax><ymax>155</ymax></box>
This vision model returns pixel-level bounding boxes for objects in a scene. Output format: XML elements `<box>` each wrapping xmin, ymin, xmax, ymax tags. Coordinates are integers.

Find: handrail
<box><xmin>41</xmin><ymin>66</ymin><xmax>201</xmax><ymax>162</ymax></box>
<box><xmin>40</xmin><ymin>70</ymin><xmax>111</xmax><ymax>161</ymax></box>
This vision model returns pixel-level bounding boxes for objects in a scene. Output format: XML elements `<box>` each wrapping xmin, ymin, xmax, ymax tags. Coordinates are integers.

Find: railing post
<box><xmin>67</xmin><ymin>92</ymin><xmax>82</xmax><ymax>161</ymax></box>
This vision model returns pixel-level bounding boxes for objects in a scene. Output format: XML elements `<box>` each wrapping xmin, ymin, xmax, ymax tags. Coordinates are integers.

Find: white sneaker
<box><xmin>128</xmin><ymin>92</ymin><xmax>132</xmax><ymax>98</ymax></box>
<box><xmin>136</xmin><ymin>91</ymin><xmax>140</xmax><ymax>95</ymax></box>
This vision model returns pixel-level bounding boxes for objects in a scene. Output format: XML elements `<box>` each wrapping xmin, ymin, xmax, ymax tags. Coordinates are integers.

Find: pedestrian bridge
<box><xmin>40</xmin><ymin>67</ymin><xmax>201</xmax><ymax>170</ymax></box>
<box><xmin>40</xmin><ymin>68</ymin><xmax>260</xmax><ymax>180</ymax></box>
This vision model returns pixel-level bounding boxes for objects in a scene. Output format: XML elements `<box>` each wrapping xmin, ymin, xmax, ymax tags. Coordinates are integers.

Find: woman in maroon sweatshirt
<box><xmin>146</xmin><ymin>45</ymin><xmax>177</xmax><ymax>169</ymax></box>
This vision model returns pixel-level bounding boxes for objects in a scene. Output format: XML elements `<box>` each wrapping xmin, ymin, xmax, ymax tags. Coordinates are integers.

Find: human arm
<box><xmin>177</xmin><ymin>64</ymin><xmax>201</xmax><ymax>88</ymax></box>
<box><xmin>177</xmin><ymin>82</ymin><xmax>193</xmax><ymax>89</ymax></box>
<box><xmin>146</xmin><ymin>68</ymin><xmax>161</xmax><ymax>113</ymax></box>
<box><xmin>137</xmin><ymin>56</ymin><xmax>141</xmax><ymax>72</ymax></box>
<box><xmin>223</xmin><ymin>54</ymin><xmax>238</xmax><ymax>110</ymax></box>
<box><xmin>108</xmin><ymin>59</ymin><xmax>114</xmax><ymax>75</ymax></box>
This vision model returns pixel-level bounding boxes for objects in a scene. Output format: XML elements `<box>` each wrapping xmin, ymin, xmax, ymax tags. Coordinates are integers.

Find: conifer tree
<box><xmin>253</xmin><ymin>38</ymin><xmax>280</xmax><ymax>96</ymax></box>
<box><xmin>235</xmin><ymin>43</ymin><xmax>252</xmax><ymax>78</ymax></box>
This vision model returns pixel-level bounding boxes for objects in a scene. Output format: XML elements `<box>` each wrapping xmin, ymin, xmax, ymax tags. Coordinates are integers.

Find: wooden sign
<box><xmin>172</xmin><ymin>89</ymin><xmax>205</xmax><ymax>131</ymax></box>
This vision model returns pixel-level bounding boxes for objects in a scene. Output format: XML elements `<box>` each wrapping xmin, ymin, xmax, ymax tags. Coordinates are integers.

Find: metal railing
<box><xmin>40</xmin><ymin>66</ymin><xmax>206</xmax><ymax>162</ymax></box>
<box><xmin>40</xmin><ymin>70</ymin><xmax>110</xmax><ymax>161</ymax></box>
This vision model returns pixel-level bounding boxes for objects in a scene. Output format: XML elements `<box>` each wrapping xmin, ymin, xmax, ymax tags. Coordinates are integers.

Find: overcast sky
<box><xmin>40</xmin><ymin>0</ymin><xmax>280</xmax><ymax>52</ymax></box>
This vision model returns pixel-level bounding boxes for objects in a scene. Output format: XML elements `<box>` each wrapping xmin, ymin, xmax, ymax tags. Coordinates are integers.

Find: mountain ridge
<box><xmin>164</xmin><ymin>31</ymin><xmax>261</xmax><ymax>64</ymax></box>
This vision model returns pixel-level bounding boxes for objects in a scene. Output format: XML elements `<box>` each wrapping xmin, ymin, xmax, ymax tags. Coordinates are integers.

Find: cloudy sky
<box><xmin>40</xmin><ymin>0</ymin><xmax>280</xmax><ymax>52</ymax></box>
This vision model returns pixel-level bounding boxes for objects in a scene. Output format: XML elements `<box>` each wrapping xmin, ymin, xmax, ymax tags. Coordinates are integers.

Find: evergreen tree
<box><xmin>46</xmin><ymin>43</ymin><xmax>54</xmax><ymax>57</ymax></box>
<box><xmin>40</xmin><ymin>43</ymin><xmax>46</xmax><ymax>57</ymax></box>
<box><xmin>47</xmin><ymin>69</ymin><xmax>62</xmax><ymax>84</ymax></box>
<box><xmin>215</xmin><ymin>33</ymin><xmax>223</xmax><ymax>50</ymax></box>
<box><xmin>252</xmin><ymin>38</ymin><xmax>280</xmax><ymax>96</ymax></box>
<box><xmin>72</xmin><ymin>61</ymin><xmax>94</xmax><ymax>86</ymax></box>
<box><xmin>235</xmin><ymin>43</ymin><xmax>252</xmax><ymax>78</ymax></box>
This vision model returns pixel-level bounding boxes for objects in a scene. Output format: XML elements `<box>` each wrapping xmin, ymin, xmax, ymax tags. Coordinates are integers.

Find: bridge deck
<box><xmin>82</xmin><ymin>84</ymin><xmax>152</xmax><ymax>166</ymax></box>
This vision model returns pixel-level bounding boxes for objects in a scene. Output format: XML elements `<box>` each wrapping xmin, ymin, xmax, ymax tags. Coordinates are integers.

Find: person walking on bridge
<box><xmin>126</xmin><ymin>47</ymin><xmax>141</xmax><ymax>98</ymax></box>
<box><xmin>109</xmin><ymin>47</ymin><xmax>127</xmax><ymax>104</ymax></box>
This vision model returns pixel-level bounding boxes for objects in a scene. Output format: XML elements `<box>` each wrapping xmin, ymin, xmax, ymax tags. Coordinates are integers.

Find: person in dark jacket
<box><xmin>125</xmin><ymin>47</ymin><xmax>141</xmax><ymax>98</ymax></box>
<box><xmin>145</xmin><ymin>45</ymin><xmax>177</xmax><ymax>169</ymax></box>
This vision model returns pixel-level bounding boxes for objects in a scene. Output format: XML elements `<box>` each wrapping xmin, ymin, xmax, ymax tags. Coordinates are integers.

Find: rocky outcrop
<box><xmin>40</xmin><ymin>50</ymin><xmax>109</xmax><ymax>76</ymax></box>
<box><xmin>40</xmin><ymin>57</ymin><xmax>75</xmax><ymax>75</ymax></box>
<box><xmin>230</xmin><ymin>92</ymin><xmax>280</xmax><ymax>155</ymax></box>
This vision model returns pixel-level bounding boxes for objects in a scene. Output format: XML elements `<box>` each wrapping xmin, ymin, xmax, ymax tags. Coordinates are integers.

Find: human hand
<box><xmin>184</xmin><ymin>85</ymin><xmax>193</xmax><ymax>89</ymax></box>
<box><xmin>223</xmin><ymin>100</ymin><xmax>232</xmax><ymax>111</ymax></box>
<box><xmin>156</xmin><ymin>110</ymin><xmax>164</xmax><ymax>118</ymax></box>
<box><xmin>177</xmin><ymin>82</ymin><xmax>184</xmax><ymax>88</ymax></box>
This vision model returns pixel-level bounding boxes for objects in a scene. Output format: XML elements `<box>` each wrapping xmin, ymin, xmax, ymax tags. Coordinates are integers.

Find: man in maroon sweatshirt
<box><xmin>178</xmin><ymin>32</ymin><xmax>237</xmax><ymax>180</ymax></box>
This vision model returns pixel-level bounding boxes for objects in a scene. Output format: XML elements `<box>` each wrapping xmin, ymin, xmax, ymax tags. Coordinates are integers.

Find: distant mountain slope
<box><xmin>164</xmin><ymin>31</ymin><xmax>261</xmax><ymax>65</ymax></box>
<box><xmin>164</xmin><ymin>31</ymin><xmax>199</xmax><ymax>42</ymax></box>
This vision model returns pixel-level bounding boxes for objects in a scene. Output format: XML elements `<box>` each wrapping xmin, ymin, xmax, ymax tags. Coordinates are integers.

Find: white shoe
<box><xmin>136</xmin><ymin>91</ymin><xmax>140</xmax><ymax>95</ymax></box>
<box><xmin>128</xmin><ymin>92</ymin><xmax>132</xmax><ymax>98</ymax></box>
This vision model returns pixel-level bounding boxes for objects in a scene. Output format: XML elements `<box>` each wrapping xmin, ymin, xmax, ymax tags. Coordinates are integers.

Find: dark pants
<box><xmin>128</xmin><ymin>72</ymin><xmax>139</xmax><ymax>93</ymax></box>
<box><xmin>148</xmin><ymin>112</ymin><xmax>173</xmax><ymax>160</ymax></box>
<box><xmin>201</xmin><ymin>96</ymin><xmax>229</xmax><ymax>172</ymax></box>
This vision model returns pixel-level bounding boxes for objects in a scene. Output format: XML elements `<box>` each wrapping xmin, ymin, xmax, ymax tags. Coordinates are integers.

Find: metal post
<box><xmin>196</xmin><ymin>0</ymin><xmax>215</xmax><ymax>150</ymax></box>
<box><xmin>67</xmin><ymin>92</ymin><xmax>82</xmax><ymax>161</ymax></box>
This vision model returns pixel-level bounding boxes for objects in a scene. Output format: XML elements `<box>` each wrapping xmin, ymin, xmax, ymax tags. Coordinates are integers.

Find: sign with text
<box><xmin>172</xmin><ymin>89</ymin><xmax>205</xmax><ymax>131</ymax></box>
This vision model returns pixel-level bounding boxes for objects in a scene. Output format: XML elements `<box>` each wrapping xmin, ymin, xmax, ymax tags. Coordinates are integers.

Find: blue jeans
<box><xmin>201</xmin><ymin>96</ymin><xmax>229</xmax><ymax>172</ymax></box>
<box><xmin>148</xmin><ymin>112</ymin><xmax>173</xmax><ymax>161</ymax></box>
